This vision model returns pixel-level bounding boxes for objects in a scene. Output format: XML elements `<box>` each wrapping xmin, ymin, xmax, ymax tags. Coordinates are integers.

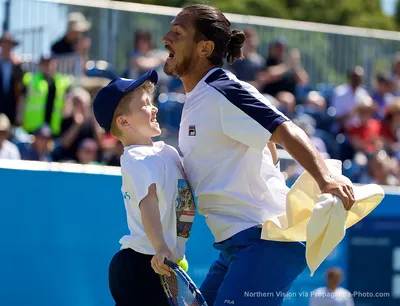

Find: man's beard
<box><xmin>163</xmin><ymin>55</ymin><xmax>193</xmax><ymax>78</ymax></box>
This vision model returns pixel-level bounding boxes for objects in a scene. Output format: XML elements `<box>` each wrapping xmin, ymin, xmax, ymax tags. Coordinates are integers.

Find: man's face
<box><xmin>69</xmin><ymin>30</ymin><xmax>83</xmax><ymax>42</ymax></box>
<box><xmin>162</xmin><ymin>12</ymin><xmax>201</xmax><ymax>78</ymax></box>
<box><xmin>34</xmin><ymin>134</ymin><xmax>50</xmax><ymax>154</ymax></box>
<box><xmin>351</xmin><ymin>74</ymin><xmax>363</xmax><ymax>87</ymax></box>
<box><xmin>0</xmin><ymin>41</ymin><xmax>13</xmax><ymax>55</ymax></box>
<box><xmin>77</xmin><ymin>140</ymin><xmax>98</xmax><ymax>164</ymax></box>
<box><xmin>40</xmin><ymin>59</ymin><xmax>57</xmax><ymax>76</ymax></box>
<box><xmin>350</xmin><ymin>67</ymin><xmax>364</xmax><ymax>87</ymax></box>
<box><xmin>270</xmin><ymin>43</ymin><xmax>285</xmax><ymax>61</ymax></box>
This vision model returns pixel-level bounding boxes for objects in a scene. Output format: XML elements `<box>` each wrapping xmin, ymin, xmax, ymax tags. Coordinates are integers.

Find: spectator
<box><xmin>276</xmin><ymin>91</ymin><xmax>296</xmax><ymax>118</ymax></box>
<box><xmin>55</xmin><ymin>87</ymin><xmax>104</xmax><ymax>162</ymax></box>
<box><xmin>22</xmin><ymin>55</ymin><xmax>72</xmax><ymax>136</ymax></box>
<box><xmin>102</xmin><ymin>138</ymin><xmax>123</xmax><ymax>167</ymax></box>
<box><xmin>0</xmin><ymin>113</ymin><xmax>20</xmax><ymax>160</ymax></box>
<box><xmin>18</xmin><ymin>124</ymin><xmax>52</xmax><ymax>162</ymax></box>
<box><xmin>76</xmin><ymin>138</ymin><xmax>99</xmax><ymax>165</ymax></box>
<box><xmin>293</xmin><ymin>114</ymin><xmax>328</xmax><ymax>156</ymax></box>
<box><xmin>331</xmin><ymin>66</ymin><xmax>370</xmax><ymax>130</ymax></box>
<box><xmin>391</xmin><ymin>53</ymin><xmax>400</xmax><ymax>96</ymax></box>
<box><xmin>0</xmin><ymin>32</ymin><xmax>24</xmax><ymax>125</ymax></box>
<box><xmin>370</xmin><ymin>72</ymin><xmax>395</xmax><ymax>119</ymax></box>
<box><xmin>380</xmin><ymin>98</ymin><xmax>400</xmax><ymax>157</ymax></box>
<box><xmin>51</xmin><ymin>12</ymin><xmax>91</xmax><ymax>56</ymax></box>
<box><xmin>257</xmin><ymin>38</ymin><xmax>309</xmax><ymax>100</ymax></box>
<box><xmin>310</xmin><ymin>268</ymin><xmax>354</xmax><ymax>306</ymax></box>
<box><xmin>230</xmin><ymin>26</ymin><xmax>265</xmax><ymax>82</ymax></box>
<box><xmin>359</xmin><ymin>150</ymin><xmax>399</xmax><ymax>186</ymax></box>
<box><xmin>304</xmin><ymin>91</ymin><xmax>327</xmax><ymax>113</ymax></box>
<box><xmin>284</xmin><ymin>114</ymin><xmax>330</xmax><ymax>184</ymax></box>
<box><xmin>345</xmin><ymin>96</ymin><xmax>382</xmax><ymax>155</ymax></box>
<box><xmin>122</xmin><ymin>30</ymin><xmax>165</xmax><ymax>80</ymax></box>
<box><xmin>296</xmin><ymin>91</ymin><xmax>336</xmax><ymax>133</ymax></box>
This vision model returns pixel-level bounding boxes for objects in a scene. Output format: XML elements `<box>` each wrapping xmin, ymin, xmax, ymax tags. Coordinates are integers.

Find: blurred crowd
<box><xmin>1</xmin><ymin>13</ymin><xmax>400</xmax><ymax>186</ymax></box>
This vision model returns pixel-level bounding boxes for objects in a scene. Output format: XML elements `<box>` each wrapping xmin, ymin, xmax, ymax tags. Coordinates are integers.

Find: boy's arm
<box><xmin>267</xmin><ymin>141</ymin><xmax>279</xmax><ymax>165</ymax></box>
<box><xmin>139</xmin><ymin>183</ymin><xmax>172</xmax><ymax>276</ymax></box>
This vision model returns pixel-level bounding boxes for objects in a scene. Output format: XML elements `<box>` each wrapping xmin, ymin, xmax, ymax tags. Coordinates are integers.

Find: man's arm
<box><xmin>140</xmin><ymin>183</ymin><xmax>172</xmax><ymax>276</ymax></box>
<box><xmin>270</xmin><ymin>121</ymin><xmax>355</xmax><ymax>209</ymax></box>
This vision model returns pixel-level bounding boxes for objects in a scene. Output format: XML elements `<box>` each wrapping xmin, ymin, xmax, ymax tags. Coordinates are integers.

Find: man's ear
<box><xmin>198</xmin><ymin>40</ymin><xmax>215</xmax><ymax>58</ymax></box>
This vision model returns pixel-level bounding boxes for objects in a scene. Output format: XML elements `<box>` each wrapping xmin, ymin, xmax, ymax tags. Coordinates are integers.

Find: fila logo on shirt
<box><xmin>188</xmin><ymin>125</ymin><xmax>196</xmax><ymax>136</ymax></box>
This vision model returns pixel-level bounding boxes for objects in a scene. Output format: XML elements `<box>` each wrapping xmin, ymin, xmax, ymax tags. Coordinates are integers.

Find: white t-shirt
<box><xmin>119</xmin><ymin>141</ymin><xmax>196</xmax><ymax>260</ymax></box>
<box><xmin>179</xmin><ymin>68</ymin><xmax>290</xmax><ymax>242</ymax></box>
<box><xmin>331</xmin><ymin>84</ymin><xmax>370</xmax><ymax>127</ymax></box>
<box><xmin>310</xmin><ymin>287</ymin><xmax>354</xmax><ymax>306</ymax></box>
<box><xmin>0</xmin><ymin>139</ymin><xmax>21</xmax><ymax>160</ymax></box>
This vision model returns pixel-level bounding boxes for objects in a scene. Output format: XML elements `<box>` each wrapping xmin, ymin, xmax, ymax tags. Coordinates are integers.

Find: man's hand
<box><xmin>151</xmin><ymin>245</ymin><xmax>173</xmax><ymax>276</ymax></box>
<box><xmin>321</xmin><ymin>179</ymin><xmax>355</xmax><ymax>211</ymax></box>
<box><xmin>73</xmin><ymin>111</ymin><xmax>84</xmax><ymax>126</ymax></box>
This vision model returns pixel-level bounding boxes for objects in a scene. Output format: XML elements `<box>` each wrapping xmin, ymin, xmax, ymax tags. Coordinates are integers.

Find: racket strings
<box><xmin>164</xmin><ymin>272</ymin><xmax>202</xmax><ymax>306</ymax></box>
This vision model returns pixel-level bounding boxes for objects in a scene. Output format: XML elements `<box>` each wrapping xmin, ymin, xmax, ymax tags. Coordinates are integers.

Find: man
<box><xmin>0</xmin><ymin>113</ymin><xmax>20</xmax><ymax>160</ymax></box>
<box><xmin>391</xmin><ymin>53</ymin><xmax>400</xmax><ymax>96</ymax></box>
<box><xmin>51</xmin><ymin>12</ymin><xmax>91</xmax><ymax>56</ymax></box>
<box><xmin>331</xmin><ymin>66</ymin><xmax>370</xmax><ymax>131</ymax></box>
<box><xmin>162</xmin><ymin>4</ymin><xmax>355</xmax><ymax>306</ymax></box>
<box><xmin>257</xmin><ymin>38</ymin><xmax>308</xmax><ymax>99</ymax></box>
<box><xmin>229</xmin><ymin>26</ymin><xmax>265</xmax><ymax>83</ymax></box>
<box><xmin>18</xmin><ymin>124</ymin><xmax>52</xmax><ymax>162</ymax></box>
<box><xmin>310</xmin><ymin>268</ymin><xmax>354</xmax><ymax>306</ymax></box>
<box><xmin>22</xmin><ymin>55</ymin><xmax>71</xmax><ymax>136</ymax></box>
<box><xmin>0</xmin><ymin>32</ymin><xmax>24</xmax><ymax>125</ymax></box>
<box><xmin>55</xmin><ymin>86</ymin><xmax>104</xmax><ymax>162</ymax></box>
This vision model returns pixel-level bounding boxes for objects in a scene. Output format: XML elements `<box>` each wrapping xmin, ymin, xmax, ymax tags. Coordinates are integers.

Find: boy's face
<box><xmin>123</xmin><ymin>88</ymin><xmax>161</xmax><ymax>138</ymax></box>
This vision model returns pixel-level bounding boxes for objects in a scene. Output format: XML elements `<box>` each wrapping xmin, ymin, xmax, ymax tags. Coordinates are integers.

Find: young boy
<box><xmin>92</xmin><ymin>69</ymin><xmax>196</xmax><ymax>306</ymax></box>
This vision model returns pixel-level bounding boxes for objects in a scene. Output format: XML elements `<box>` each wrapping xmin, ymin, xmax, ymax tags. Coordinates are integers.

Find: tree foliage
<box><xmin>396</xmin><ymin>0</ymin><xmax>400</xmax><ymax>28</ymax></box>
<box><xmin>118</xmin><ymin>0</ymin><xmax>399</xmax><ymax>31</ymax></box>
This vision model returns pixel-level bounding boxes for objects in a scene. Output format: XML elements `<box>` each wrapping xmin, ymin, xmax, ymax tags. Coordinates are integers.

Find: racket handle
<box><xmin>164</xmin><ymin>258</ymin><xmax>176</xmax><ymax>266</ymax></box>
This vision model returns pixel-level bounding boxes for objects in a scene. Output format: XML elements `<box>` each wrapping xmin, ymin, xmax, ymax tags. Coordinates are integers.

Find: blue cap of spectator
<box><xmin>92</xmin><ymin>69</ymin><xmax>158</xmax><ymax>133</ymax></box>
<box><xmin>33</xmin><ymin>124</ymin><xmax>52</xmax><ymax>138</ymax></box>
<box><xmin>270</xmin><ymin>36</ymin><xmax>287</xmax><ymax>46</ymax></box>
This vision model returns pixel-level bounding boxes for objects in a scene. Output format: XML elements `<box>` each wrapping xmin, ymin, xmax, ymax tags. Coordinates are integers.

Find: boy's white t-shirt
<box><xmin>118</xmin><ymin>141</ymin><xmax>196</xmax><ymax>261</ymax></box>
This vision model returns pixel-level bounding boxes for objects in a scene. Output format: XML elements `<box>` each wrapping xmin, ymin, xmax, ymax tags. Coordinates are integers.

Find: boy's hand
<box><xmin>151</xmin><ymin>245</ymin><xmax>173</xmax><ymax>276</ymax></box>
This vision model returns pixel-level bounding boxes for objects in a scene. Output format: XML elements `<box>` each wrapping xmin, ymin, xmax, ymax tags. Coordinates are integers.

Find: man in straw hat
<box><xmin>0</xmin><ymin>113</ymin><xmax>20</xmax><ymax>160</ymax></box>
<box><xmin>51</xmin><ymin>12</ymin><xmax>92</xmax><ymax>56</ymax></box>
<box><xmin>0</xmin><ymin>31</ymin><xmax>24</xmax><ymax>125</ymax></box>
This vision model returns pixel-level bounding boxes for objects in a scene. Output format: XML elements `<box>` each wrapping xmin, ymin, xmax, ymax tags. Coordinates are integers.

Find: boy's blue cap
<box><xmin>93</xmin><ymin>69</ymin><xmax>158</xmax><ymax>133</ymax></box>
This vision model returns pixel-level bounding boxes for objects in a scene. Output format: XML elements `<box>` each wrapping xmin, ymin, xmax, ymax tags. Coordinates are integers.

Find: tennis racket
<box><xmin>161</xmin><ymin>259</ymin><xmax>208</xmax><ymax>306</ymax></box>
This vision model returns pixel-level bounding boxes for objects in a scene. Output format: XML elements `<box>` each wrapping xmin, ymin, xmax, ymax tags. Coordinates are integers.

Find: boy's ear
<box><xmin>116</xmin><ymin>115</ymin><xmax>130</xmax><ymax>128</ymax></box>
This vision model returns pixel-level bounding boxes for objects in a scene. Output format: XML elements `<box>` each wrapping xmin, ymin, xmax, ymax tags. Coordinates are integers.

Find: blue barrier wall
<box><xmin>0</xmin><ymin>166</ymin><xmax>398</xmax><ymax>306</ymax></box>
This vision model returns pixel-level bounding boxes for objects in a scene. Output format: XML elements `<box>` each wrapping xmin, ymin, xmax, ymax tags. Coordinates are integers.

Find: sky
<box><xmin>381</xmin><ymin>0</ymin><xmax>398</xmax><ymax>15</ymax></box>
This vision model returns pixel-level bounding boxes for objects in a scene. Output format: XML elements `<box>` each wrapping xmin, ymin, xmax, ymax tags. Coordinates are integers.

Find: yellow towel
<box><xmin>261</xmin><ymin>159</ymin><xmax>385</xmax><ymax>276</ymax></box>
